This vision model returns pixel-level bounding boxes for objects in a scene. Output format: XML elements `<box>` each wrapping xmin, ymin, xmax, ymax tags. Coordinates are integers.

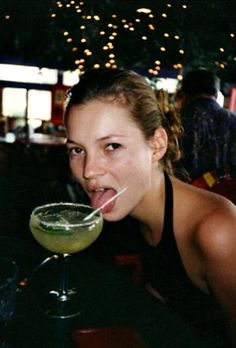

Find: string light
<box><xmin>49</xmin><ymin>0</ymin><xmax>187</xmax><ymax>76</ymax></box>
<box><xmin>41</xmin><ymin>1</ymin><xmax>235</xmax><ymax>78</ymax></box>
<box><xmin>137</xmin><ymin>8</ymin><xmax>152</xmax><ymax>14</ymax></box>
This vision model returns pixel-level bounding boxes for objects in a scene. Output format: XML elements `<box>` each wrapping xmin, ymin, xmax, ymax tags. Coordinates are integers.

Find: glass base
<box><xmin>39</xmin><ymin>289</ymin><xmax>86</xmax><ymax>319</ymax></box>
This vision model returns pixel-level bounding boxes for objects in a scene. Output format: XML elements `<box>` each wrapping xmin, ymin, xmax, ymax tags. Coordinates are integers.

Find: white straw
<box><xmin>83</xmin><ymin>187</ymin><xmax>127</xmax><ymax>221</ymax></box>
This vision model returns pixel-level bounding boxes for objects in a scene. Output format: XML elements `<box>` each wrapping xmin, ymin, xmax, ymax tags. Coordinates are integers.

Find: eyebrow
<box><xmin>66</xmin><ymin>139</ymin><xmax>78</xmax><ymax>145</ymax></box>
<box><xmin>66</xmin><ymin>134</ymin><xmax>126</xmax><ymax>145</ymax></box>
<box><xmin>98</xmin><ymin>134</ymin><xmax>126</xmax><ymax>140</ymax></box>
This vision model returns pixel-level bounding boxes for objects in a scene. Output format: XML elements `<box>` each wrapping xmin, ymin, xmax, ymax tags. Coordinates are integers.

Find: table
<box><xmin>0</xmin><ymin>236</ymin><xmax>215</xmax><ymax>348</ymax></box>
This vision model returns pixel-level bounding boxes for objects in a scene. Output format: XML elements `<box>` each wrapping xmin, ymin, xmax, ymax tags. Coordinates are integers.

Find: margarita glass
<box><xmin>29</xmin><ymin>202</ymin><xmax>103</xmax><ymax>318</ymax></box>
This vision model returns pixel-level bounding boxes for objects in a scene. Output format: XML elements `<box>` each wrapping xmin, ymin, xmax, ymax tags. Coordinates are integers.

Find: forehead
<box><xmin>67</xmin><ymin>99</ymin><xmax>137</xmax><ymax>128</ymax></box>
<box><xmin>66</xmin><ymin>99</ymin><xmax>145</xmax><ymax>141</ymax></box>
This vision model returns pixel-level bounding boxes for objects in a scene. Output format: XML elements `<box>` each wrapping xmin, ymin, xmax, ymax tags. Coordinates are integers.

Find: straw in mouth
<box><xmin>83</xmin><ymin>187</ymin><xmax>127</xmax><ymax>221</ymax></box>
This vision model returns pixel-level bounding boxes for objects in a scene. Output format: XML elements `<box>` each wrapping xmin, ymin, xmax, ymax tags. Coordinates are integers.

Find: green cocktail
<box><xmin>29</xmin><ymin>202</ymin><xmax>103</xmax><ymax>318</ymax></box>
<box><xmin>30</xmin><ymin>203</ymin><xmax>103</xmax><ymax>254</ymax></box>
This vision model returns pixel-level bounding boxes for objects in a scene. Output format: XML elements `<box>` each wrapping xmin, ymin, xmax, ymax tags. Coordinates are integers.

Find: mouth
<box><xmin>89</xmin><ymin>187</ymin><xmax>117</xmax><ymax>213</ymax></box>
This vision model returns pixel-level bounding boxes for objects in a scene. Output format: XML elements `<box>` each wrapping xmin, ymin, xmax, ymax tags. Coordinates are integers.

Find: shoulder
<box><xmin>194</xmin><ymin>199</ymin><xmax>236</xmax><ymax>258</ymax></box>
<box><xmin>184</xmin><ymin>181</ymin><xmax>235</xmax><ymax>246</ymax></box>
<box><xmin>172</xmin><ymin>178</ymin><xmax>236</xmax><ymax>319</ymax></box>
<box><xmin>185</xmin><ymin>185</ymin><xmax>236</xmax><ymax>282</ymax></box>
<box><xmin>173</xmin><ymin>178</ymin><xmax>236</xmax><ymax>261</ymax></box>
<box><xmin>193</xmin><ymin>198</ymin><xmax>236</xmax><ymax>317</ymax></box>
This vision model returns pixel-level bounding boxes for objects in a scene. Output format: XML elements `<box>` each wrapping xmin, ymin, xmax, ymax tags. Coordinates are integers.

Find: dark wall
<box><xmin>0</xmin><ymin>142</ymin><xmax>73</xmax><ymax>240</ymax></box>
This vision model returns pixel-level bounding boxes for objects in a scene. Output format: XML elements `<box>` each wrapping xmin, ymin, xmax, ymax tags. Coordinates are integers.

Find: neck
<box><xmin>184</xmin><ymin>94</ymin><xmax>216</xmax><ymax>107</ymax></box>
<box><xmin>140</xmin><ymin>222</ymin><xmax>163</xmax><ymax>246</ymax></box>
<box><xmin>130</xmin><ymin>171</ymin><xmax>166</xmax><ymax>246</ymax></box>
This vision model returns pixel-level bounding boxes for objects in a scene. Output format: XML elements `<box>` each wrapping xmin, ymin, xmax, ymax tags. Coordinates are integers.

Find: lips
<box><xmin>89</xmin><ymin>188</ymin><xmax>117</xmax><ymax>213</ymax></box>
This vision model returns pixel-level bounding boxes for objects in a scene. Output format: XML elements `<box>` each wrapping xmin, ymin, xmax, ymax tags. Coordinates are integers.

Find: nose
<box><xmin>83</xmin><ymin>152</ymin><xmax>106</xmax><ymax>180</ymax></box>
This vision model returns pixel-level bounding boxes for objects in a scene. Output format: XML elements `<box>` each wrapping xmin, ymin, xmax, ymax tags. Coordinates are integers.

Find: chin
<box><xmin>102</xmin><ymin>210</ymin><xmax>128</xmax><ymax>222</ymax></box>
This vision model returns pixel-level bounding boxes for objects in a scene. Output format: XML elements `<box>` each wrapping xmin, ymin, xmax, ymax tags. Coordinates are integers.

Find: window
<box><xmin>27</xmin><ymin>90</ymin><xmax>51</xmax><ymax>120</ymax></box>
<box><xmin>0</xmin><ymin>64</ymin><xmax>57</xmax><ymax>84</ymax></box>
<box><xmin>2</xmin><ymin>87</ymin><xmax>52</xmax><ymax>121</ymax></box>
<box><xmin>2</xmin><ymin>87</ymin><xmax>27</xmax><ymax>117</ymax></box>
<box><xmin>63</xmin><ymin>69</ymin><xmax>79</xmax><ymax>86</ymax></box>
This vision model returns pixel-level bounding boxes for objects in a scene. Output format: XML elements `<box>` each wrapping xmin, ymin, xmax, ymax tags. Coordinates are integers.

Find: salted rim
<box><xmin>30</xmin><ymin>202</ymin><xmax>103</xmax><ymax>229</ymax></box>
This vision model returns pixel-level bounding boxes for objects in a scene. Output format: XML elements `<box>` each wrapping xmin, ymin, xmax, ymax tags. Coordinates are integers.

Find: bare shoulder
<box><xmin>173</xmin><ymin>178</ymin><xmax>236</xmax><ymax>253</ymax></box>
<box><xmin>189</xmin><ymin>186</ymin><xmax>235</xmax><ymax>252</ymax></box>
<box><xmin>187</xmin><ymin>186</ymin><xmax>236</xmax><ymax>332</ymax></box>
<box><xmin>195</xmin><ymin>199</ymin><xmax>236</xmax><ymax>260</ymax></box>
<box><xmin>171</xmin><ymin>177</ymin><xmax>236</xmax><ymax>275</ymax></box>
<box><xmin>172</xmin><ymin>178</ymin><xmax>236</xmax><ymax>337</ymax></box>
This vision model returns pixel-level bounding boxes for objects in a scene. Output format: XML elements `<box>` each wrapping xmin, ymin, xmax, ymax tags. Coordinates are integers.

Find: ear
<box><xmin>149</xmin><ymin>127</ymin><xmax>168</xmax><ymax>162</ymax></box>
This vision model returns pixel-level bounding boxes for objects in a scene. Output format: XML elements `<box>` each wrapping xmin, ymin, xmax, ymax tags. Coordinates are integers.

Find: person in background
<box><xmin>64</xmin><ymin>68</ymin><xmax>236</xmax><ymax>346</ymax></box>
<box><xmin>178</xmin><ymin>69</ymin><xmax>236</xmax><ymax>180</ymax></box>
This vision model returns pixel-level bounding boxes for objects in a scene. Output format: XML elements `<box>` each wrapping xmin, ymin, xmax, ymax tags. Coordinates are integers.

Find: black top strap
<box><xmin>162</xmin><ymin>172</ymin><xmax>174</xmax><ymax>243</ymax></box>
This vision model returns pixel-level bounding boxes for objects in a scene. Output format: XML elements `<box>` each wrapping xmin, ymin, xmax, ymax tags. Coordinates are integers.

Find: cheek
<box><xmin>69</xmin><ymin>159</ymin><xmax>83</xmax><ymax>181</ymax></box>
<box><xmin>119</xmin><ymin>152</ymin><xmax>152</xmax><ymax>185</ymax></box>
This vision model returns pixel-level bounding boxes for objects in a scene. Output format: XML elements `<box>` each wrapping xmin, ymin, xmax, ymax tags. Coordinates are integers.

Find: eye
<box><xmin>67</xmin><ymin>146</ymin><xmax>83</xmax><ymax>156</ymax></box>
<box><xmin>106</xmin><ymin>143</ymin><xmax>121</xmax><ymax>151</ymax></box>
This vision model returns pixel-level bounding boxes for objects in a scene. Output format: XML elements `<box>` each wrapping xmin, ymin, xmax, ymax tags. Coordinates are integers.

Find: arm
<box><xmin>197</xmin><ymin>201</ymin><xmax>236</xmax><ymax>346</ymax></box>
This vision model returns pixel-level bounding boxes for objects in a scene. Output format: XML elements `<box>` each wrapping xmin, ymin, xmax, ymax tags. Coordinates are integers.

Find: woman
<box><xmin>64</xmin><ymin>68</ymin><xmax>236</xmax><ymax>346</ymax></box>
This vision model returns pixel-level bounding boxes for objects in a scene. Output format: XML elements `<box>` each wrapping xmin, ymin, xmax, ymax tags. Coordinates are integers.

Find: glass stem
<box><xmin>58</xmin><ymin>254</ymin><xmax>70</xmax><ymax>301</ymax></box>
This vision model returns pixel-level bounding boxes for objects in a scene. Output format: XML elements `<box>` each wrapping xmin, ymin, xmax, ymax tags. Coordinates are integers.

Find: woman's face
<box><xmin>66</xmin><ymin>99</ymin><xmax>156</xmax><ymax>221</ymax></box>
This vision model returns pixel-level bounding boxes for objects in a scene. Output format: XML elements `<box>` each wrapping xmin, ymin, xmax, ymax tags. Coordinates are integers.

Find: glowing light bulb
<box><xmin>137</xmin><ymin>8</ymin><xmax>151</xmax><ymax>14</ymax></box>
